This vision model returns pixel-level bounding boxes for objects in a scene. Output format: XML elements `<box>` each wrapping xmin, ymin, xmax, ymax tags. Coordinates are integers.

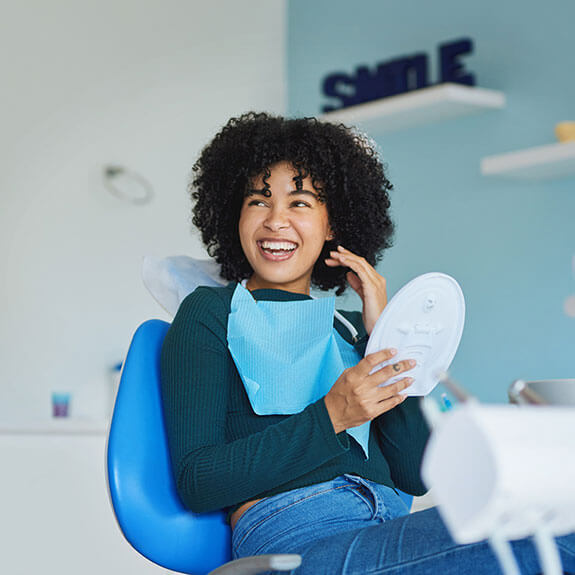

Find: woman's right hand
<box><xmin>324</xmin><ymin>349</ymin><xmax>416</xmax><ymax>434</ymax></box>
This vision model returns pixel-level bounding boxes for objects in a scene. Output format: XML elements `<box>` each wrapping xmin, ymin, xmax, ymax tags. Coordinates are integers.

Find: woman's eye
<box><xmin>247</xmin><ymin>199</ymin><xmax>267</xmax><ymax>207</ymax></box>
<box><xmin>292</xmin><ymin>201</ymin><xmax>311</xmax><ymax>208</ymax></box>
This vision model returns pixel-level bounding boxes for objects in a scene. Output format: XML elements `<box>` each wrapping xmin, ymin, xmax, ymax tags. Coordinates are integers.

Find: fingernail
<box><xmin>390</xmin><ymin>348</ymin><xmax>397</xmax><ymax>355</ymax></box>
<box><xmin>406</xmin><ymin>377</ymin><xmax>414</xmax><ymax>384</ymax></box>
<box><xmin>409</xmin><ymin>359</ymin><xmax>417</xmax><ymax>367</ymax></box>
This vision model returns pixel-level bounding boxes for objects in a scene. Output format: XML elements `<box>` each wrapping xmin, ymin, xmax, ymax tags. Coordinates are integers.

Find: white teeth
<box><xmin>260</xmin><ymin>240</ymin><xmax>297</xmax><ymax>251</ymax></box>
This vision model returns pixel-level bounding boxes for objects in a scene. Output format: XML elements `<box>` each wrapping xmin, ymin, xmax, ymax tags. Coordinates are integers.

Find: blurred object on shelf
<box><xmin>555</xmin><ymin>121</ymin><xmax>575</xmax><ymax>143</ymax></box>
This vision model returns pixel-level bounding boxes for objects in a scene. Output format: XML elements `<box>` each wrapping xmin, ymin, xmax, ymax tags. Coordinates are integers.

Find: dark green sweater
<box><xmin>160</xmin><ymin>283</ymin><xmax>430</xmax><ymax>518</ymax></box>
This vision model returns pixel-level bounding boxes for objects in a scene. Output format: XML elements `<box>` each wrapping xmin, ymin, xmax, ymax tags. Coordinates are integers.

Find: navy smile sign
<box><xmin>322</xmin><ymin>38</ymin><xmax>475</xmax><ymax>113</ymax></box>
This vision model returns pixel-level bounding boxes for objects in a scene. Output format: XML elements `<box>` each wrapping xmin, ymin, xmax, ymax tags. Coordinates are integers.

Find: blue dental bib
<box><xmin>227</xmin><ymin>283</ymin><xmax>371</xmax><ymax>458</ymax></box>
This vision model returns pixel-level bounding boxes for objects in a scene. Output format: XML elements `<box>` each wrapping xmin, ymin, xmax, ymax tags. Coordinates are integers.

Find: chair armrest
<box><xmin>209</xmin><ymin>554</ymin><xmax>302</xmax><ymax>575</ymax></box>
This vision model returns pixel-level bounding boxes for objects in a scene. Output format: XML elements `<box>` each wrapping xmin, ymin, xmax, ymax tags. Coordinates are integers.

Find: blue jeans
<box><xmin>232</xmin><ymin>474</ymin><xmax>575</xmax><ymax>574</ymax></box>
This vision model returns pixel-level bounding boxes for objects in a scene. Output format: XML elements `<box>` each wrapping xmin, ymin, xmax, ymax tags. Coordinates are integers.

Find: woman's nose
<box><xmin>264</xmin><ymin>208</ymin><xmax>290</xmax><ymax>231</ymax></box>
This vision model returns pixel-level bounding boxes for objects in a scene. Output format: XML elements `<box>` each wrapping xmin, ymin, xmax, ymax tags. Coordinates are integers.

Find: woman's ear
<box><xmin>326</xmin><ymin>228</ymin><xmax>335</xmax><ymax>242</ymax></box>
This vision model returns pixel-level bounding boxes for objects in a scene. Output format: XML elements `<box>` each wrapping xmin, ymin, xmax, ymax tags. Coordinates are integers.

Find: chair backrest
<box><xmin>106</xmin><ymin>319</ymin><xmax>232</xmax><ymax>574</ymax></box>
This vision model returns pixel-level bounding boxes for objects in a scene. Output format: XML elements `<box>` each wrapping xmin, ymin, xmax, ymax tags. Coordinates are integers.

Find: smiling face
<box><xmin>239</xmin><ymin>161</ymin><xmax>333</xmax><ymax>294</ymax></box>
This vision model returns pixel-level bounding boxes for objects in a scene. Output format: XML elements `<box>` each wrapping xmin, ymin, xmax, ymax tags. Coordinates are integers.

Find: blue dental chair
<box><xmin>106</xmin><ymin>319</ymin><xmax>302</xmax><ymax>574</ymax></box>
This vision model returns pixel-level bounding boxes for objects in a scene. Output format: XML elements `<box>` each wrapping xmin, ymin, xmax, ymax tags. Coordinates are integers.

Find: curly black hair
<box><xmin>190</xmin><ymin>112</ymin><xmax>394</xmax><ymax>295</ymax></box>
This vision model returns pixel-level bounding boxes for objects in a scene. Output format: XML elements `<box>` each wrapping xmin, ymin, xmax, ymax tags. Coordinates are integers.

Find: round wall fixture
<box><xmin>103</xmin><ymin>165</ymin><xmax>154</xmax><ymax>206</ymax></box>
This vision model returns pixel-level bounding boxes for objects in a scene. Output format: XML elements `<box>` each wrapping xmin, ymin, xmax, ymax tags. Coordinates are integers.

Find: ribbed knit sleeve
<box><xmin>160</xmin><ymin>286</ymin><xmax>350</xmax><ymax>513</ymax></box>
<box><xmin>374</xmin><ymin>397</ymin><xmax>431</xmax><ymax>495</ymax></box>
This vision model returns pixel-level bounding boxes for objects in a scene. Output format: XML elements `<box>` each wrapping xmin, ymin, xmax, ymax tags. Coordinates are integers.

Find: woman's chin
<box><xmin>247</xmin><ymin>269</ymin><xmax>310</xmax><ymax>293</ymax></box>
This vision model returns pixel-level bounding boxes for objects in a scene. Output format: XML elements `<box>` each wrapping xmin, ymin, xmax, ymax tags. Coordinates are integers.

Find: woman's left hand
<box><xmin>325</xmin><ymin>246</ymin><xmax>387</xmax><ymax>335</ymax></box>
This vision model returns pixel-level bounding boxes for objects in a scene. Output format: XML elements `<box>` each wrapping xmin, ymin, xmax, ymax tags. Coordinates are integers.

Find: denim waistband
<box><xmin>232</xmin><ymin>475</ymin><xmax>410</xmax><ymax>559</ymax></box>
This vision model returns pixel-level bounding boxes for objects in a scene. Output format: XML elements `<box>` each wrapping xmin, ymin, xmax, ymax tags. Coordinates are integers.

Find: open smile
<box><xmin>257</xmin><ymin>240</ymin><xmax>298</xmax><ymax>261</ymax></box>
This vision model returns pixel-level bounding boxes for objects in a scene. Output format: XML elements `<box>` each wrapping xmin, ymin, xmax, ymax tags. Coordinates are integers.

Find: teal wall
<box><xmin>288</xmin><ymin>0</ymin><xmax>575</xmax><ymax>402</ymax></box>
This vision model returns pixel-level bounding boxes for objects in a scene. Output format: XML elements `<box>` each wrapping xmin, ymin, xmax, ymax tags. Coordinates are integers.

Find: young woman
<box><xmin>160</xmin><ymin>112</ymin><xmax>575</xmax><ymax>574</ymax></box>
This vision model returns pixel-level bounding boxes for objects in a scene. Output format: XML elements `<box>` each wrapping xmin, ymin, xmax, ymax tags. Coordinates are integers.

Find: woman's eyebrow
<box><xmin>245</xmin><ymin>188</ymin><xmax>271</xmax><ymax>197</ymax></box>
<box><xmin>245</xmin><ymin>188</ymin><xmax>319</xmax><ymax>199</ymax></box>
<box><xmin>288</xmin><ymin>189</ymin><xmax>319</xmax><ymax>199</ymax></box>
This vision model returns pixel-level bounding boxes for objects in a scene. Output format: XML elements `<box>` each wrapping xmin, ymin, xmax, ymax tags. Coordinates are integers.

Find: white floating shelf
<box><xmin>321</xmin><ymin>83</ymin><xmax>506</xmax><ymax>134</ymax></box>
<box><xmin>0</xmin><ymin>419</ymin><xmax>108</xmax><ymax>436</ymax></box>
<box><xmin>481</xmin><ymin>141</ymin><xmax>575</xmax><ymax>180</ymax></box>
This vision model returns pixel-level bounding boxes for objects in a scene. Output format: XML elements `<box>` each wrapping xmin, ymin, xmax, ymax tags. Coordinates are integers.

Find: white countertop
<box><xmin>0</xmin><ymin>418</ymin><xmax>109</xmax><ymax>435</ymax></box>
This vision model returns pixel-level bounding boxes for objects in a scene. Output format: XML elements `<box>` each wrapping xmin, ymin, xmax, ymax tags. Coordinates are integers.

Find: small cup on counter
<box><xmin>51</xmin><ymin>392</ymin><xmax>71</xmax><ymax>418</ymax></box>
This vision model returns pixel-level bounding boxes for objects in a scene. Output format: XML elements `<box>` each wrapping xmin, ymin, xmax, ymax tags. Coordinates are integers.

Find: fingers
<box><xmin>326</xmin><ymin>246</ymin><xmax>380</xmax><ymax>284</ymax></box>
<box><xmin>327</xmin><ymin>350</ymin><xmax>415</xmax><ymax>432</ymax></box>
<box><xmin>365</xmin><ymin>356</ymin><xmax>417</xmax><ymax>396</ymax></box>
<box><xmin>326</xmin><ymin>245</ymin><xmax>387</xmax><ymax>336</ymax></box>
<box><xmin>375</xmin><ymin>389</ymin><xmax>410</xmax><ymax>412</ymax></box>
<box><xmin>376</xmin><ymin>375</ymin><xmax>413</xmax><ymax>400</ymax></box>
<box><xmin>357</xmin><ymin>348</ymin><xmax>398</xmax><ymax>377</ymax></box>
<box><xmin>345</xmin><ymin>270</ymin><xmax>363</xmax><ymax>297</ymax></box>
<box><xmin>360</xmin><ymin>351</ymin><xmax>416</xmax><ymax>379</ymax></box>
<box><xmin>371</xmin><ymin>358</ymin><xmax>417</xmax><ymax>383</ymax></box>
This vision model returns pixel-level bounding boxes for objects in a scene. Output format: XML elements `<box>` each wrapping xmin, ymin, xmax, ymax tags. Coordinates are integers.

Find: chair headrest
<box><xmin>142</xmin><ymin>256</ymin><xmax>225</xmax><ymax>316</ymax></box>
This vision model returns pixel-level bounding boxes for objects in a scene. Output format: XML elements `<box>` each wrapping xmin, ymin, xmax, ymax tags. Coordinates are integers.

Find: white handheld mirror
<box><xmin>365</xmin><ymin>272</ymin><xmax>465</xmax><ymax>396</ymax></box>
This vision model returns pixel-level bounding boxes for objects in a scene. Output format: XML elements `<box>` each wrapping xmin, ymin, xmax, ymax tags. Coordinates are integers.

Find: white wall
<box><xmin>0</xmin><ymin>0</ymin><xmax>286</xmax><ymax>423</ymax></box>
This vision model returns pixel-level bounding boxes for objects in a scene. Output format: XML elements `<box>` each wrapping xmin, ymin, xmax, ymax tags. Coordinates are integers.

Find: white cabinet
<box><xmin>0</xmin><ymin>431</ymin><xmax>161</xmax><ymax>575</ymax></box>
